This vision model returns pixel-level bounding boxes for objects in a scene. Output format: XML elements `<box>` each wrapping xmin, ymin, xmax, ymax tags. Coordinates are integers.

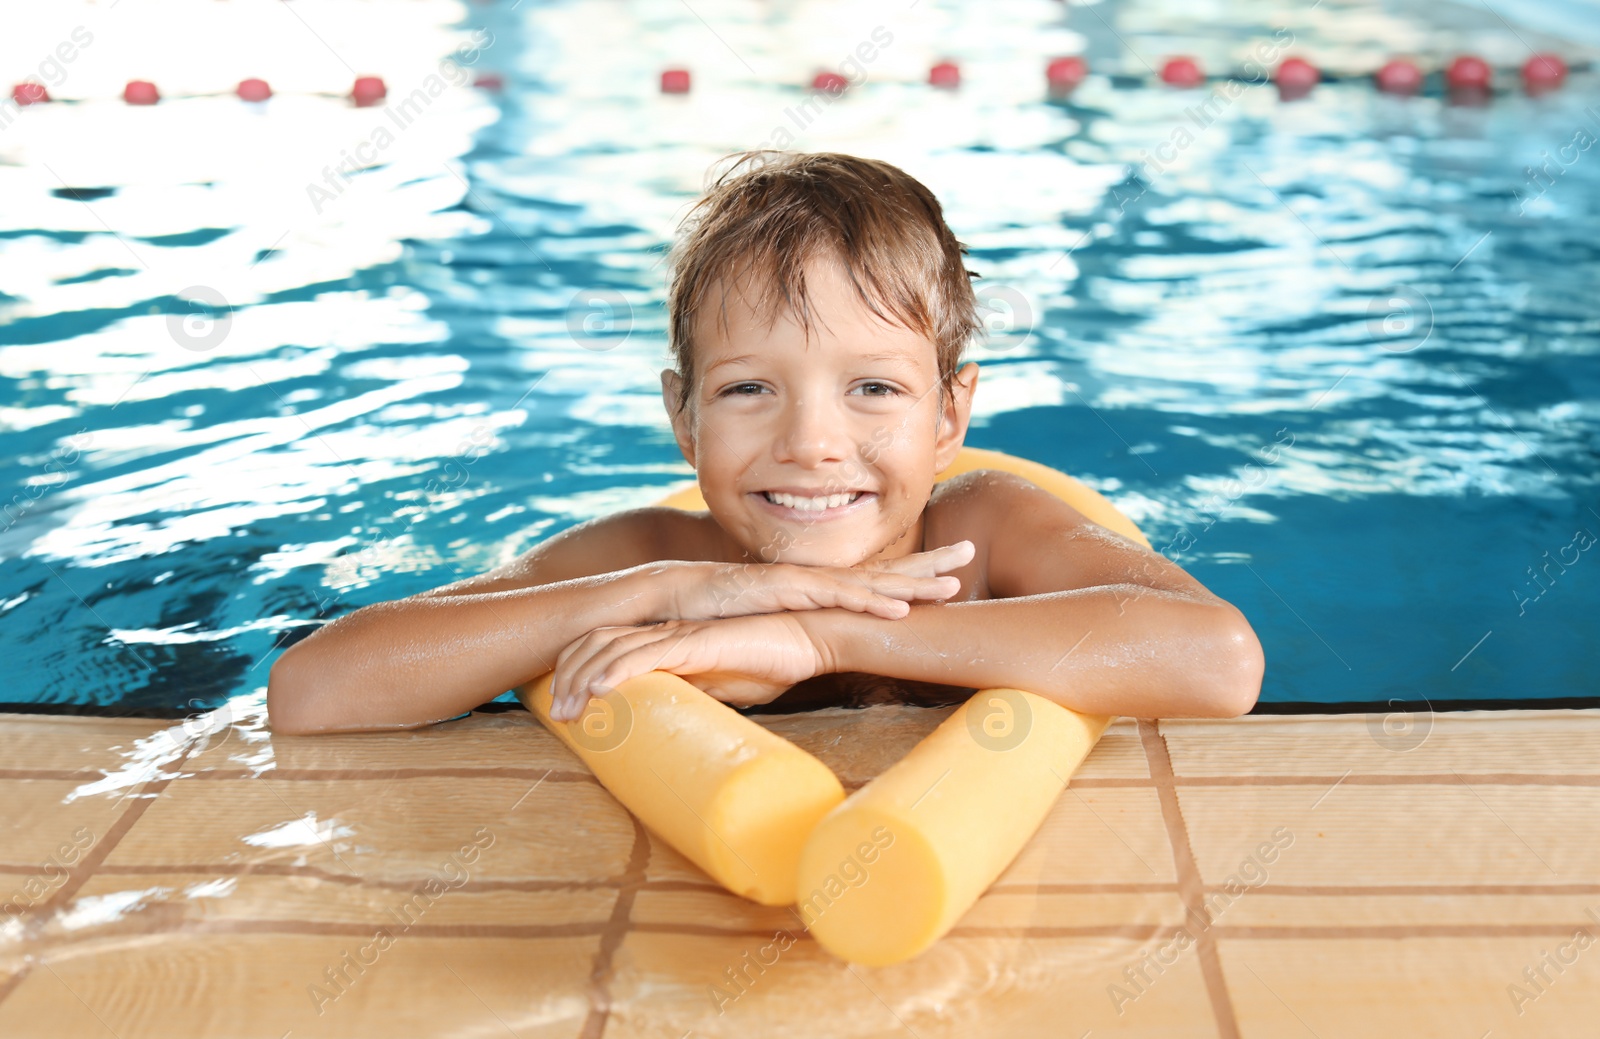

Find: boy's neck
<box><xmin>716</xmin><ymin>510</ymin><xmax>927</xmax><ymax>567</ymax></box>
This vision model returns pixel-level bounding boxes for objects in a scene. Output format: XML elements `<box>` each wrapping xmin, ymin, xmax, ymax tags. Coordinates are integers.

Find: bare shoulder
<box><xmin>937</xmin><ymin>468</ymin><xmax>1098</xmax><ymax>529</ymax></box>
<box><xmin>931</xmin><ymin>468</ymin><xmax>1078</xmax><ymax>514</ymax></box>
<box><xmin>928</xmin><ymin>467</ymin><xmax>1095</xmax><ymax>539</ymax></box>
<box><xmin>938</xmin><ymin>468</ymin><xmax>1213</xmax><ymax>602</ymax></box>
<box><xmin>413</xmin><ymin>505</ymin><xmax>706</xmax><ymax>599</ymax></box>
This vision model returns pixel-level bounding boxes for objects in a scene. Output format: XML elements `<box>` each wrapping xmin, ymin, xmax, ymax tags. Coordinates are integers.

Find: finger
<box><xmin>559</xmin><ymin>637</ymin><xmax>636</xmax><ymax>715</ymax></box>
<box><xmin>926</xmin><ymin>539</ymin><xmax>976</xmax><ymax>572</ymax></box>
<box><xmin>552</xmin><ymin>626</ymin><xmax>642</xmax><ymax>720</ymax></box>
<box><xmin>549</xmin><ymin>643</ymin><xmax>585</xmax><ymax>720</ymax></box>
<box><xmin>854</xmin><ymin>571</ymin><xmax>962</xmax><ymax>603</ymax></box>
<box><xmin>716</xmin><ymin>676</ymin><xmax>785</xmax><ymax>708</ymax></box>
<box><xmin>866</xmin><ymin>594</ymin><xmax>914</xmax><ymax>619</ymax></box>
<box><xmin>833</xmin><ymin>563</ymin><xmax>965</xmax><ymax>605</ymax></box>
<box><xmin>585</xmin><ymin>634</ymin><xmax>696</xmax><ymax>698</ymax></box>
<box><xmin>808</xmin><ymin>572</ymin><xmax>961</xmax><ymax>616</ymax></box>
<box><xmin>551</xmin><ymin>631</ymin><xmax>604</xmax><ymax>719</ymax></box>
<box><xmin>568</xmin><ymin>625</ymin><xmax>689</xmax><ymax>709</ymax></box>
<box><xmin>838</xmin><ymin>587</ymin><xmax>913</xmax><ymax>620</ymax></box>
<box><xmin>555</xmin><ymin>686</ymin><xmax>589</xmax><ymax>723</ymax></box>
<box><xmin>777</xmin><ymin>580</ymin><xmax>911</xmax><ymax>619</ymax></box>
<box><xmin>556</xmin><ymin>669</ymin><xmax>608</xmax><ymax>722</ymax></box>
<box><xmin>550</xmin><ymin>664</ymin><xmax>585</xmax><ymax>723</ymax></box>
<box><xmin>862</xmin><ymin>539</ymin><xmax>974</xmax><ymax>578</ymax></box>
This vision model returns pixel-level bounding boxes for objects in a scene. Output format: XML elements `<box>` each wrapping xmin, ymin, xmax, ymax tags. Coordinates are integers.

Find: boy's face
<box><xmin>661</xmin><ymin>255</ymin><xmax>978</xmax><ymax>568</ymax></box>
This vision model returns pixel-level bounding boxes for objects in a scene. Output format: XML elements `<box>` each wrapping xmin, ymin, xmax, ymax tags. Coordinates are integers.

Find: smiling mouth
<box><xmin>757</xmin><ymin>490</ymin><xmax>868</xmax><ymax>512</ymax></box>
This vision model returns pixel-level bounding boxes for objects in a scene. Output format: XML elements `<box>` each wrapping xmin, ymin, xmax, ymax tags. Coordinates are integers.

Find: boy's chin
<box><xmin>746</xmin><ymin>539</ymin><xmax>871</xmax><ymax>569</ymax></box>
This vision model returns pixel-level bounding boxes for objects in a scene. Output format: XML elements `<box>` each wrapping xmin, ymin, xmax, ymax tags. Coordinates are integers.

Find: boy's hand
<box><xmin>546</xmin><ymin>613</ymin><xmax>829</xmax><ymax>722</ymax></box>
<box><xmin>662</xmin><ymin>540</ymin><xmax>974</xmax><ymax>623</ymax></box>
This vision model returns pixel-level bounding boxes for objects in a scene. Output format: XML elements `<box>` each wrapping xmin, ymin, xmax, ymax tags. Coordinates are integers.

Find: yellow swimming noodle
<box><xmin>518</xmin><ymin>446</ymin><xmax>1143</xmax><ymax>938</ymax></box>
<box><xmin>520</xmin><ymin>668</ymin><xmax>843</xmax><ymax>906</ymax></box>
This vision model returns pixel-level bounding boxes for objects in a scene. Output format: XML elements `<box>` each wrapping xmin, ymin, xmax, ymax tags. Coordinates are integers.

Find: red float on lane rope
<box><xmin>351</xmin><ymin>75</ymin><xmax>386</xmax><ymax>107</ymax></box>
<box><xmin>660</xmin><ymin>68</ymin><xmax>690</xmax><ymax>94</ymax></box>
<box><xmin>1522</xmin><ymin>53</ymin><xmax>1567</xmax><ymax>93</ymax></box>
<box><xmin>12</xmin><ymin>82</ymin><xmax>49</xmax><ymax>105</ymax></box>
<box><xmin>811</xmin><ymin>71</ymin><xmax>848</xmax><ymax>93</ymax></box>
<box><xmin>1160</xmin><ymin>56</ymin><xmax>1204</xmax><ymax>88</ymax></box>
<box><xmin>237</xmin><ymin>78</ymin><xmax>271</xmax><ymax>102</ymax></box>
<box><xmin>929</xmin><ymin>61</ymin><xmax>960</xmax><ymax>88</ymax></box>
<box><xmin>1046</xmin><ymin>56</ymin><xmax>1088</xmax><ymax>92</ymax></box>
<box><xmin>1374</xmin><ymin>58</ymin><xmax>1423</xmax><ymax>95</ymax></box>
<box><xmin>1275</xmin><ymin>57</ymin><xmax>1320</xmax><ymax>98</ymax></box>
<box><xmin>473</xmin><ymin>73</ymin><xmax>504</xmax><ymax>91</ymax></box>
<box><xmin>1445</xmin><ymin>55</ymin><xmax>1492</xmax><ymax>91</ymax></box>
<box><xmin>123</xmin><ymin>80</ymin><xmax>159</xmax><ymax>105</ymax></box>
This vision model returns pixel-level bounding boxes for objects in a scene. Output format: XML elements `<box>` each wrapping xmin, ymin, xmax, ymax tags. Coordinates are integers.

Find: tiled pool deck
<box><xmin>2</xmin><ymin>705</ymin><xmax>1597</xmax><ymax>1038</ymax></box>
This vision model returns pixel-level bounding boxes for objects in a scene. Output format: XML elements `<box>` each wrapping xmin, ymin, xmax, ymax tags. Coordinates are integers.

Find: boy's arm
<box><xmin>267</xmin><ymin>507</ymin><xmax>964</xmax><ymax>733</ymax></box>
<box><xmin>796</xmin><ymin>472</ymin><xmax>1264</xmax><ymax>718</ymax></box>
<box><xmin>266</xmin><ymin>511</ymin><xmax>679</xmax><ymax>735</ymax></box>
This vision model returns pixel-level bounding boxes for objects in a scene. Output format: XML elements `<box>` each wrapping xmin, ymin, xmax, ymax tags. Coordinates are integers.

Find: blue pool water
<box><xmin>0</xmin><ymin>0</ymin><xmax>1596</xmax><ymax>714</ymax></box>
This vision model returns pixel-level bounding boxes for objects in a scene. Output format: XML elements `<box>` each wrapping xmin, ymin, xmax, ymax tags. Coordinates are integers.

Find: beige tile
<box><xmin>758</xmin><ymin>705</ymin><xmax>949</xmax><ymax>789</ymax></box>
<box><xmin>193</xmin><ymin>701</ymin><xmax>1130</xmax><ymax>791</ymax></box>
<box><xmin>606</xmin><ymin>931</ymin><xmax>1219</xmax><ymax>1038</ymax></box>
<box><xmin>40</xmin><ymin>872</ymin><xmax>618</xmax><ymax>941</ymax></box>
<box><xmin>633</xmin><ymin>888</ymin><xmax>807</xmax><ymax>932</ymax></box>
<box><xmin>0</xmin><ymin>715</ymin><xmax>174</xmax><ymax>774</ymax></box>
<box><xmin>633</xmin><ymin>886</ymin><xmax>1188</xmax><ymax>936</ymax></box>
<box><xmin>1162</xmin><ymin>710</ymin><xmax>1600</xmax><ymax>778</ymax></box>
<box><xmin>0</xmin><ymin>780</ymin><xmax>132</xmax><ymax>880</ymax></box>
<box><xmin>186</xmin><ymin>709</ymin><xmax>584</xmax><ymax>775</ymax></box>
<box><xmin>1076</xmin><ymin>717</ymin><xmax>1151</xmax><ymax>780</ymax></box>
<box><xmin>12</xmin><ymin>706</ymin><xmax>1595</xmax><ymax>1038</ymax></box>
<box><xmin>638</xmin><ymin>787</ymin><xmax>1176</xmax><ymax>893</ymax></box>
<box><xmin>957</xmin><ymin>889</ymin><xmax>1189</xmax><ymax>931</ymax></box>
<box><xmin>102</xmin><ymin>777</ymin><xmax>636</xmax><ymax>884</ymax></box>
<box><xmin>1215</xmin><ymin>892</ymin><xmax>1600</xmax><ymax>929</ymax></box>
<box><xmin>1222</xmin><ymin>937</ymin><xmax>1600</xmax><ymax>1039</ymax></box>
<box><xmin>996</xmin><ymin>788</ymin><xmax>1177</xmax><ymax>886</ymax></box>
<box><xmin>759</xmin><ymin>707</ymin><xmax>1147</xmax><ymax>787</ymax></box>
<box><xmin>0</xmin><ymin>947</ymin><xmax>26</xmax><ymax>987</ymax></box>
<box><xmin>642</xmin><ymin>828</ymin><xmax>710</xmax><ymax>887</ymax></box>
<box><xmin>1179</xmin><ymin>785</ymin><xmax>1600</xmax><ymax>888</ymax></box>
<box><xmin>0</xmin><ymin>934</ymin><xmax>598</xmax><ymax>1039</ymax></box>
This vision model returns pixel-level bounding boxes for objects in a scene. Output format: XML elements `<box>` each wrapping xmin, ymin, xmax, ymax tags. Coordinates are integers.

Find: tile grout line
<box><xmin>15</xmin><ymin>767</ymin><xmax>1600</xmax><ymax>787</ymax></box>
<box><xmin>1154</xmin><ymin>773</ymin><xmax>1600</xmax><ymax>787</ymax></box>
<box><xmin>182</xmin><ymin>766</ymin><xmax>606</xmax><ymax>783</ymax></box>
<box><xmin>1139</xmin><ymin>719</ymin><xmax>1242</xmax><ymax>1039</ymax></box>
<box><xmin>41</xmin><ymin>738</ymin><xmax>203</xmax><ymax>911</ymax></box>
<box><xmin>579</xmin><ymin>814</ymin><xmax>651</xmax><ymax>1039</ymax></box>
<box><xmin>21</xmin><ymin>867</ymin><xmax>1600</xmax><ymax>899</ymax></box>
<box><xmin>12</xmin><ymin>913</ymin><xmax>1599</xmax><ymax>945</ymax></box>
<box><xmin>25</xmin><ymin>862</ymin><xmax>637</xmax><ymax>889</ymax></box>
<box><xmin>0</xmin><ymin>734</ymin><xmax>202</xmax><ymax>1012</ymax></box>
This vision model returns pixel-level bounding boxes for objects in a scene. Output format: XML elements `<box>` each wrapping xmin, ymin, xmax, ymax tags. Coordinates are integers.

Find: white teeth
<box><xmin>763</xmin><ymin>491</ymin><xmax>863</xmax><ymax>511</ymax></box>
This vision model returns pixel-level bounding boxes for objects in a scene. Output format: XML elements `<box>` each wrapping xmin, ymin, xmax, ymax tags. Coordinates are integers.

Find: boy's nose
<box><xmin>773</xmin><ymin>398</ymin><xmax>854</xmax><ymax>467</ymax></box>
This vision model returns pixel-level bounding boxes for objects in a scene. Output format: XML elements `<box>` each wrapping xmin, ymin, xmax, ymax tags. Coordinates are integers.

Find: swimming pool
<box><xmin>1</xmin><ymin>0</ymin><xmax>1596</xmax><ymax>716</ymax></box>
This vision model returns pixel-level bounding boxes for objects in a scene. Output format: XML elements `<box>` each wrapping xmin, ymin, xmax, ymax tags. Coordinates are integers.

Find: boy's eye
<box><xmin>716</xmin><ymin>381</ymin><xmax>902</xmax><ymax>397</ymax></box>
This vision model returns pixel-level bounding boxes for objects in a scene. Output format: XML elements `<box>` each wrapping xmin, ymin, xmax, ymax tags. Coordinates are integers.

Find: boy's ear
<box><xmin>660</xmin><ymin>369</ymin><xmax>697</xmax><ymax>467</ymax></box>
<box><xmin>933</xmin><ymin>362</ymin><xmax>979</xmax><ymax>473</ymax></box>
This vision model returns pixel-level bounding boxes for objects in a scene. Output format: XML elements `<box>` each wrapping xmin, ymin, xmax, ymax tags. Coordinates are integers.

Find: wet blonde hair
<box><xmin>664</xmin><ymin>150</ymin><xmax>981</xmax><ymax>415</ymax></box>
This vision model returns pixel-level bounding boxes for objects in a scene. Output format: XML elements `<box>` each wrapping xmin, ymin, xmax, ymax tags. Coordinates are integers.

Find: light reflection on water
<box><xmin>0</xmin><ymin>0</ymin><xmax>1596</xmax><ymax>710</ymax></box>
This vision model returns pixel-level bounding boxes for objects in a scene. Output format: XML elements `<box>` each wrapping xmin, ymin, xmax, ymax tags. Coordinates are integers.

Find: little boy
<box><xmin>268</xmin><ymin>151</ymin><xmax>1263</xmax><ymax>735</ymax></box>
